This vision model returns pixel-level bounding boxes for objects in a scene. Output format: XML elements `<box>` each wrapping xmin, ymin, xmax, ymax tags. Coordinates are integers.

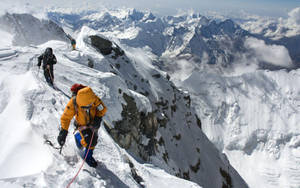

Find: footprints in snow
<box><xmin>0</xmin><ymin>48</ymin><xmax>18</xmax><ymax>61</ymax></box>
<box><xmin>23</xmin><ymin>84</ymin><xmax>64</xmax><ymax>121</ymax></box>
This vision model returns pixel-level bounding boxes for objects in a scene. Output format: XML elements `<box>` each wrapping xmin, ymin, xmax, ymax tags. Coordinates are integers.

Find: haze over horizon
<box><xmin>0</xmin><ymin>0</ymin><xmax>299</xmax><ymax>18</ymax></box>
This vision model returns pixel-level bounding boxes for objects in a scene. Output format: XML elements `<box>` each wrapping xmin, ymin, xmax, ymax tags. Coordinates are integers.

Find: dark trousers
<box><xmin>75</xmin><ymin>128</ymin><xmax>98</xmax><ymax>149</ymax></box>
<box><xmin>43</xmin><ymin>67</ymin><xmax>54</xmax><ymax>85</ymax></box>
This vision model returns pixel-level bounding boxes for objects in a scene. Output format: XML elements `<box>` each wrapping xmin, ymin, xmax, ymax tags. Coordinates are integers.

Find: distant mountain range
<box><xmin>46</xmin><ymin>9</ymin><xmax>300</xmax><ymax>68</ymax></box>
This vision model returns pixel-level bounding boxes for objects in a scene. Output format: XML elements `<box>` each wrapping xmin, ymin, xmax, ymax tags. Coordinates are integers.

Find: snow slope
<box><xmin>0</xmin><ymin>37</ymin><xmax>201</xmax><ymax>187</ymax></box>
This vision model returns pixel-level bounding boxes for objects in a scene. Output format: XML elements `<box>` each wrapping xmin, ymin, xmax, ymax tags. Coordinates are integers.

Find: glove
<box><xmin>91</xmin><ymin>116</ymin><xmax>102</xmax><ymax>129</ymax></box>
<box><xmin>57</xmin><ymin>129</ymin><xmax>68</xmax><ymax>146</ymax></box>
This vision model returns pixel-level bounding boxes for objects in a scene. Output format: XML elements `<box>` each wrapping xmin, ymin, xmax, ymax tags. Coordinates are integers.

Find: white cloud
<box><xmin>237</xmin><ymin>7</ymin><xmax>300</xmax><ymax>39</ymax></box>
<box><xmin>169</xmin><ymin>59</ymin><xmax>196</xmax><ymax>82</ymax></box>
<box><xmin>288</xmin><ymin>7</ymin><xmax>300</xmax><ymax>25</ymax></box>
<box><xmin>275</xmin><ymin>7</ymin><xmax>300</xmax><ymax>37</ymax></box>
<box><xmin>286</xmin><ymin>7</ymin><xmax>300</xmax><ymax>34</ymax></box>
<box><xmin>244</xmin><ymin>37</ymin><xmax>293</xmax><ymax>68</ymax></box>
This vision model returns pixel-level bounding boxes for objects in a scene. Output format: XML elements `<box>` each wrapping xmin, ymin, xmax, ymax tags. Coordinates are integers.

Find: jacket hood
<box><xmin>76</xmin><ymin>87</ymin><xmax>98</xmax><ymax>107</ymax></box>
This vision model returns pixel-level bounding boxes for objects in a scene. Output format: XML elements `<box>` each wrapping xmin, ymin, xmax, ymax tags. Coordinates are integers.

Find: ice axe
<box><xmin>44</xmin><ymin>139</ymin><xmax>64</xmax><ymax>155</ymax></box>
<box><xmin>59</xmin><ymin>145</ymin><xmax>63</xmax><ymax>154</ymax></box>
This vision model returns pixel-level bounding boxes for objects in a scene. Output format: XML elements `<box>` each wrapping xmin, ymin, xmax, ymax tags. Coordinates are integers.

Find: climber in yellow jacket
<box><xmin>57</xmin><ymin>84</ymin><xmax>107</xmax><ymax>167</ymax></box>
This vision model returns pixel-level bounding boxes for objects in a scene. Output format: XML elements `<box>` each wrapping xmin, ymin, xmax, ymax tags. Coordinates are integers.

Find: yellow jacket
<box><xmin>60</xmin><ymin>87</ymin><xmax>107</xmax><ymax>131</ymax></box>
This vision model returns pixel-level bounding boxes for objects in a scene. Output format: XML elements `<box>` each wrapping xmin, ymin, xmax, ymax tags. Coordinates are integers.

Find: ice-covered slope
<box><xmin>172</xmin><ymin>64</ymin><xmax>300</xmax><ymax>188</ymax></box>
<box><xmin>0</xmin><ymin>15</ymin><xmax>248</xmax><ymax>187</ymax></box>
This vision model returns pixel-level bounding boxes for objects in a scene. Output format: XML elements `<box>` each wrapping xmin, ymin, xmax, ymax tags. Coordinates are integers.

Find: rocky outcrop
<box><xmin>89</xmin><ymin>35</ymin><xmax>124</xmax><ymax>59</ymax></box>
<box><xmin>108</xmin><ymin>93</ymin><xmax>158</xmax><ymax>161</ymax></box>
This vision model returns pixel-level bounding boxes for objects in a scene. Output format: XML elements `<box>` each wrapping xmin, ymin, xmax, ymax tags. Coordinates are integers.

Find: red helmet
<box><xmin>70</xmin><ymin>83</ymin><xmax>86</xmax><ymax>95</ymax></box>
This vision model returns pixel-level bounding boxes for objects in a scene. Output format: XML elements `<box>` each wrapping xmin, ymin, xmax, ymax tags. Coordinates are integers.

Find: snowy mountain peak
<box><xmin>127</xmin><ymin>8</ymin><xmax>145</xmax><ymax>21</ymax></box>
<box><xmin>125</xmin><ymin>8</ymin><xmax>156</xmax><ymax>22</ymax></box>
<box><xmin>0</xmin><ymin>13</ymin><xmax>68</xmax><ymax>46</ymax></box>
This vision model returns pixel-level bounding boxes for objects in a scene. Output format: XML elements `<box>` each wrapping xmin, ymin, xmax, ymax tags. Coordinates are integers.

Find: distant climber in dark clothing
<box><xmin>37</xmin><ymin>47</ymin><xmax>57</xmax><ymax>86</ymax></box>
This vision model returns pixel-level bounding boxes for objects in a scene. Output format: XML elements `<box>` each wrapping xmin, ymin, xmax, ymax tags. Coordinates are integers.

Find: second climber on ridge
<box><xmin>37</xmin><ymin>47</ymin><xmax>57</xmax><ymax>86</ymax></box>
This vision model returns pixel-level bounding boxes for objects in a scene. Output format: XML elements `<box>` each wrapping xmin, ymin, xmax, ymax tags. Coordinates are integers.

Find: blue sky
<box><xmin>1</xmin><ymin>0</ymin><xmax>299</xmax><ymax>18</ymax></box>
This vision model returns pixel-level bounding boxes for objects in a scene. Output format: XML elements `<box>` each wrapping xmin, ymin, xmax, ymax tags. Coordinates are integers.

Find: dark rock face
<box><xmin>89</xmin><ymin>35</ymin><xmax>124</xmax><ymax>58</ymax></box>
<box><xmin>108</xmin><ymin>93</ymin><xmax>158</xmax><ymax>161</ymax></box>
<box><xmin>89</xmin><ymin>35</ymin><xmax>113</xmax><ymax>55</ymax></box>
